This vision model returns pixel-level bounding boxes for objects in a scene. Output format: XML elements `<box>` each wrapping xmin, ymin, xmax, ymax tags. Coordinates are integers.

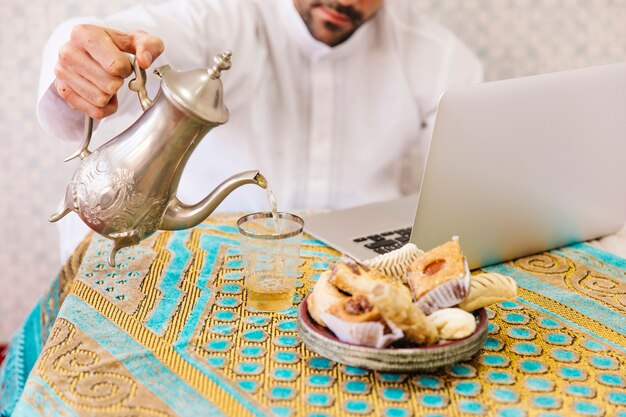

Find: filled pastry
<box><xmin>307</xmin><ymin>270</ymin><xmax>349</xmax><ymax>327</ymax></box>
<box><xmin>321</xmin><ymin>294</ymin><xmax>404</xmax><ymax>348</ymax></box>
<box><xmin>407</xmin><ymin>237</ymin><xmax>470</xmax><ymax>315</ymax></box>
<box><xmin>367</xmin><ymin>282</ymin><xmax>438</xmax><ymax>345</ymax></box>
<box><xmin>458</xmin><ymin>272</ymin><xmax>517</xmax><ymax>312</ymax></box>
<box><xmin>328</xmin><ymin>256</ymin><xmax>394</xmax><ymax>295</ymax></box>
<box><xmin>327</xmin><ymin>294</ymin><xmax>382</xmax><ymax>323</ymax></box>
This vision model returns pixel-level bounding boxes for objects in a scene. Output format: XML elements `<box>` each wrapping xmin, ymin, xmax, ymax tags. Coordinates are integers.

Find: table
<box><xmin>1</xmin><ymin>215</ymin><xmax>625</xmax><ymax>417</ymax></box>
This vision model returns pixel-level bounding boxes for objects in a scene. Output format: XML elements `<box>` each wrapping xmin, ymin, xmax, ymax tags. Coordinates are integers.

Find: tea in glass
<box><xmin>237</xmin><ymin>212</ymin><xmax>304</xmax><ymax>312</ymax></box>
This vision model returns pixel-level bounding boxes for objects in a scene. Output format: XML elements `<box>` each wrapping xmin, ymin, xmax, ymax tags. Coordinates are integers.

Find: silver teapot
<box><xmin>50</xmin><ymin>51</ymin><xmax>267</xmax><ymax>266</ymax></box>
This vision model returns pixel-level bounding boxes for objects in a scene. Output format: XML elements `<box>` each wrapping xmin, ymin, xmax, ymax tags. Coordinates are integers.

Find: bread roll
<box><xmin>428</xmin><ymin>308</ymin><xmax>476</xmax><ymax>340</ymax></box>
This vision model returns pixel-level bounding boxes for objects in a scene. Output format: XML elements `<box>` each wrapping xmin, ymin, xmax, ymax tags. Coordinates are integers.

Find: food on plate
<box><xmin>320</xmin><ymin>294</ymin><xmax>404</xmax><ymax>348</ymax></box>
<box><xmin>328</xmin><ymin>256</ymin><xmax>392</xmax><ymax>295</ymax></box>
<box><xmin>304</xmin><ymin>240</ymin><xmax>517</xmax><ymax>350</ymax></box>
<box><xmin>327</xmin><ymin>294</ymin><xmax>382</xmax><ymax>323</ymax></box>
<box><xmin>427</xmin><ymin>308</ymin><xmax>477</xmax><ymax>340</ymax></box>
<box><xmin>307</xmin><ymin>270</ymin><xmax>349</xmax><ymax>326</ymax></box>
<box><xmin>367</xmin><ymin>282</ymin><xmax>438</xmax><ymax>345</ymax></box>
<box><xmin>407</xmin><ymin>237</ymin><xmax>471</xmax><ymax>315</ymax></box>
<box><xmin>458</xmin><ymin>272</ymin><xmax>518</xmax><ymax>312</ymax></box>
<box><xmin>320</xmin><ymin>312</ymin><xmax>404</xmax><ymax>349</ymax></box>
<box><xmin>307</xmin><ymin>256</ymin><xmax>402</xmax><ymax>327</ymax></box>
<box><xmin>364</xmin><ymin>243</ymin><xmax>424</xmax><ymax>283</ymax></box>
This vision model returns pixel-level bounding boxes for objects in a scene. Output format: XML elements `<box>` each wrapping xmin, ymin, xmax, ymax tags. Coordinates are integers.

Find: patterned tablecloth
<box><xmin>1</xmin><ymin>216</ymin><xmax>625</xmax><ymax>417</ymax></box>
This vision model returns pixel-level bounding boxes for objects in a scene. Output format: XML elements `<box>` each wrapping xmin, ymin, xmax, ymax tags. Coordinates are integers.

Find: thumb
<box><xmin>105</xmin><ymin>29</ymin><xmax>165</xmax><ymax>69</ymax></box>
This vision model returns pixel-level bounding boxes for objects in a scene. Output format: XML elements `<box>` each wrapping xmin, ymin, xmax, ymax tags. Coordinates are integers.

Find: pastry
<box><xmin>322</xmin><ymin>294</ymin><xmax>403</xmax><ymax>348</ymax></box>
<box><xmin>321</xmin><ymin>313</ymin><xmax>404</xmax><ymax>348</ymax></box>
<box><xmin>427</xmin><ymin>308</ymin><xmax>477</xmax><ymax>340</ymax></box>
<box><xmin>407</xmin><ymin>237</ymin><xmax>470</xmax><ymax>315</ymax></box>
<box><xmin>328</xmin><ymin>256</ymin><xmax>392</xmax><ymax>295</ymax></box>
<box><xmin>307</xmin><ymin>270</ymin><xmax>349</xmax><ymax>327</ymax></box>
<box><xmin>458</xmin><ymin>273</ymin><xmax>517</xmax><ymax>312</ymax></box>
<box><xmin>327</xmin><ymin>294</ymin><xmax>382</xmax><ymax>323</ymax></box>
<box><xmin>367</xmin><ymin>282</ymin><xmax>439</xmax><ymax>345</ymax></box>
<box><xmin>365</xmin><ymin>243</ymin><xmax>424</xmax><ymax>283</ymax></box>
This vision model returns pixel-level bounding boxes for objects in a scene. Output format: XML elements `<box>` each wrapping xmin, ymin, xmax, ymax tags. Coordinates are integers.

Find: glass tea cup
<box><xmin>237</xmin><ymin>212</ymin><xmax>304</xmax><ymax>312</ymax></box>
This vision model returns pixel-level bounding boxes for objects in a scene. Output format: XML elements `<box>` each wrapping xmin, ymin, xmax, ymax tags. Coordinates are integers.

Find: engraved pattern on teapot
<box><xmin>71</xmin><ymin>149</ymin><xmax>167</xmax><ymax>237</ymax></box>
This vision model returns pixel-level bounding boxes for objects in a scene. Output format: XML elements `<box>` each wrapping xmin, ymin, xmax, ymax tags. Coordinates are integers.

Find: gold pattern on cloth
<box><xmin>555</xmin><ymin>245</ymin><xmax>626</xmax><ymax>282</ymax></box>
<box><xmin>69</xmin><ymin>237</ymin><xmax>268</xmax><ymax>417</ymax></box>
<box><xmin>514</xmin><ymin>252</ymin><xmax>626</xmax><ymax>313</ymax></box>
<box><xmin>516</xmin><ymin>286</ymin><xmax>626</xmax><ymax>349</ymax></box>
<box><xmin>21</xmin><ymin>216</ymin><xmax>626</xmax><ymax>417</ymax></box>
<box><xmin>75</xmin><ymin>234</ymin><xmax>158</xmax><ymax>315</ymax></box>
<box><xmin>60</xmin><ymin>235</ymin><xmax>91</xmax><ymax>302</ymax></box>
<box><xmin>40</xmin><ymin>235</ymin><xmax>91</xmax><ymax>343</ymax></box>
<box><xmin>30</xmin><ymin>319</ymin><xmax>174</xmax><ymax>416</ymax></box>
<box><xmin>135</xmin><ymin>231</ymin><xmax>171</xmax><ymax>325</ymax></box>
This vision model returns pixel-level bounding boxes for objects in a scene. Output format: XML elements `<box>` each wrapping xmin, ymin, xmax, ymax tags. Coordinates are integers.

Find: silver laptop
<box><xmin>304</xmin><ymin>62</ymin><xmax>626</xmax><ymax>269</ymax></box>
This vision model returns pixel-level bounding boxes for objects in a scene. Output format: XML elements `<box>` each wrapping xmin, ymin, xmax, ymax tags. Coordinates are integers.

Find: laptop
<box><xmin>303</xmin><ymin>62</ymin><xmax>626</xmax><ymax>269</ymax></box>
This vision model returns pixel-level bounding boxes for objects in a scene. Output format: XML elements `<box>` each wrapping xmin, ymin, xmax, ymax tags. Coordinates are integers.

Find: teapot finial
<box><xmin>209</xmin><ymin>50</ymin><xmax>232</xmax><ymax>79</ymax></box>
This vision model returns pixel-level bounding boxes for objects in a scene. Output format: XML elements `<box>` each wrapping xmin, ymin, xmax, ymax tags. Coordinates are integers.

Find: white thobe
<box><xmin>38</xmin><ymin>0</ymin><xmax>483</xmax><ymax>261</ymax></box>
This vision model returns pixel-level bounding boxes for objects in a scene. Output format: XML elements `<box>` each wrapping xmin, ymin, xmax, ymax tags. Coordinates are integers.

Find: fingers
<box><xmin>54</xmin><ymin>60</ymin><xmax>112</xmax><ymax>108</ymax></box>
<box><xmin>54</xmin><ymin>78</ymin><xmax>118</xmax><ymax>120</ymax></box>
<box><xmin>106</xmin><ymin>29</ymin><xmax>164</xmax><ymax>69</ymax></box>
<box><xmin>58</xmin><ymin>43</ymin><xmax>124</xmax><ymax>97</ymax></box>
<box><xmin>56</xmin><ymin>24</ymin><xmax>165</xmax><ymax>119</ymax></box>
<box><xmin>69</xmin><ymin>24</ymin><xmax>132</xmax><ymax>78</ymax></box>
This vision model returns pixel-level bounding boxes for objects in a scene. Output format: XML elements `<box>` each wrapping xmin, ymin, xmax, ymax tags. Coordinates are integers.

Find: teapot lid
<box><xmin>157</xmin><ymin>51</ymin><xmax>232</xmax><ymax>125</ymax></box>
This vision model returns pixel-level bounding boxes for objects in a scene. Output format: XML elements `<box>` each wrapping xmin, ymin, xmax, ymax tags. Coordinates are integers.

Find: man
<box><xmin>38</xmin><ymin>0</ymin><xmax>483</xmax><ymax>261</ymax></box>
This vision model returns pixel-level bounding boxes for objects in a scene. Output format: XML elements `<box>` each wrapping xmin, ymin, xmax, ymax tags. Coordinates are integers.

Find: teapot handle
<box><xmin>63</xmin><ymin>116</ymin><xmax>93</xmax><ymax>162</ymax></box>
<box><xmin>127</xmin><ymin>55</ymin><xmax>154</xmax><ymax>111</ymax></box>
<box><xmin>63</xmin><ymin>56</ymin><xmax>154</xmax><ymax>162</ymax></box>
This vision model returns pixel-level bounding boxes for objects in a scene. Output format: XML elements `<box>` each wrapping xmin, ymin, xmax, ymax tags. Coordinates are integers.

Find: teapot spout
<box><xmin>159</xmin><ymin>170</ymin><xmax>267</xmax><ymax>231</ymax></box>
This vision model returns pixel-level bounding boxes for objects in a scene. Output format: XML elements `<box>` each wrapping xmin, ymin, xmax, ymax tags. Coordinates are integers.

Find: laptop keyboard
<box><xmin>352</xmin><ymin>227</ymin><xmax>412</xmax><ymax>255</ymax></box>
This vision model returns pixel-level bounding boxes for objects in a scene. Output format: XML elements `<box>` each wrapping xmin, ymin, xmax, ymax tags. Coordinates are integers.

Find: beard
<box><xmin>298</xmin><ymin>0</ymin><xmax>365</xmax><ymax>46</ymax></box>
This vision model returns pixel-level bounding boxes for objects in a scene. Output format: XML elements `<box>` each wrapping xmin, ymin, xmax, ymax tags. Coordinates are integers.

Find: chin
<box><xmin>310</xmin><ymin>21</ymin><xmax>354</xmax><ymax>46</ymax></box>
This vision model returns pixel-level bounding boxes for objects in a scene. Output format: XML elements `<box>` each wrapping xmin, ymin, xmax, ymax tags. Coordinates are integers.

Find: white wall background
<box><xmin>1</xmin><ymin>0</ymin><xmax>625</xmax><ymax>343</ymax></box>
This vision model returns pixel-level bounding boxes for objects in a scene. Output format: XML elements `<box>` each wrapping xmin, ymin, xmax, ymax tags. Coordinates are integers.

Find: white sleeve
<box><xmin>37</xmin><ymin>17</ymin><xmax>103</xmax><ymax>143</ymax></box>
<box><xmin>37</xmin><ymin>0</ymin><xmax>249</xmax><ymax>142</ymax></box>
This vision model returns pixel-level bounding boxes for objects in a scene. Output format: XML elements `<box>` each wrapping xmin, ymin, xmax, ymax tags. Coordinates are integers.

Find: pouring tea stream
<box><xmin>50</xmin><ymin>51</ymin><xmax>268</xmax><ymax>266</ymax></box>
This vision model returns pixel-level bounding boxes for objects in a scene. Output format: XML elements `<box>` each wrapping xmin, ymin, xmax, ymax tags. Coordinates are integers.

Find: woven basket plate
<box><xmin>297</xmin><ymin>296</ymin><xmax>488</xmax><ymax>372</ymax></box>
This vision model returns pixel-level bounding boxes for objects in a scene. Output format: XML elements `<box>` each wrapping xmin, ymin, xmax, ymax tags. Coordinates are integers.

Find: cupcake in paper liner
<box><xmin>320</xmin><ymin>295</ymin><xmax>404</xmax><ymax>348</ymax></box>
<box><xmin>407</xmin><ymin>237</ymin><xmax>471</xmax><ymax>315</ymax></box>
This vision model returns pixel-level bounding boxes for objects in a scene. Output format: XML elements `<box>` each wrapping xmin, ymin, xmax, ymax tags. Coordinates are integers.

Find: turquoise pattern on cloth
<box><xmin>0</xmin><ymin>303</ymin><xmax>43</xmax><ymax>416</ymax></box>
<box><xmin>1</xmin><ymin>221</ymin><xmax>625</xmax><ymax>417</ymax></box>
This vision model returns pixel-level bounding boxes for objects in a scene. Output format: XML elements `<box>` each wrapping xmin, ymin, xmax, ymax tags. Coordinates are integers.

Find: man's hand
<box><xmin>54</xmin><ymin>24</ymin><xmax>164</xmax><ymax>120</ymax></box>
